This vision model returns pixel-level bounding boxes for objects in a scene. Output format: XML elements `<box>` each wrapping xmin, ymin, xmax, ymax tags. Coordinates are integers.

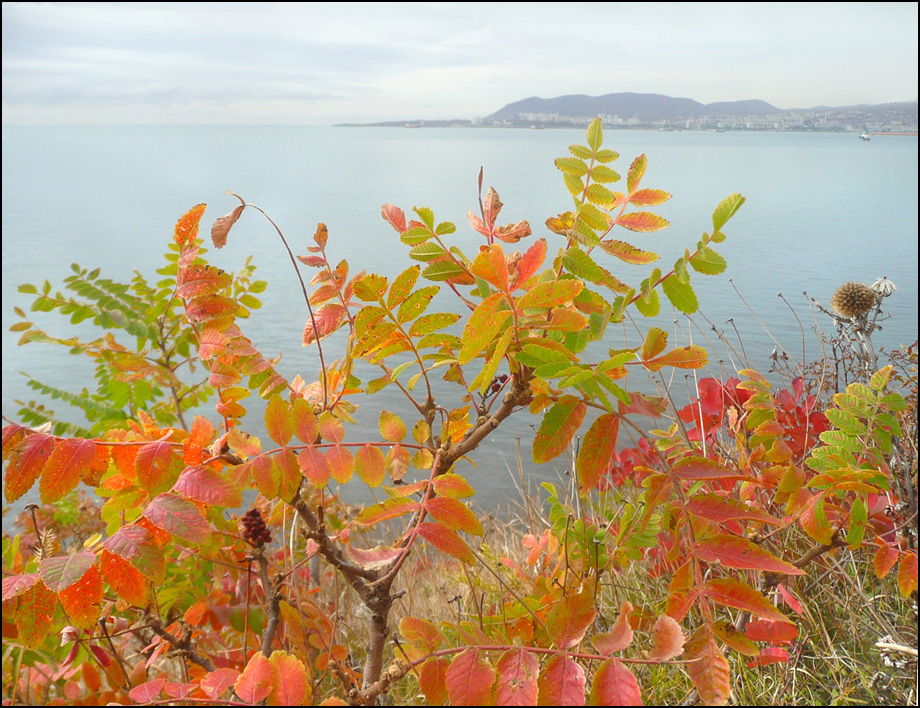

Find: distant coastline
<box><xmin>337</xmin><ymin>91</ymin><xmax>918</xmax><ymax>133</ymax></box>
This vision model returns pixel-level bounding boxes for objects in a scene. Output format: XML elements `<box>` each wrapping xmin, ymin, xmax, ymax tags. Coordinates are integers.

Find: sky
<box><xmin>2</xmin><ymin>2</ymin><xmax>918</xmax><ymax>125</ymax></box>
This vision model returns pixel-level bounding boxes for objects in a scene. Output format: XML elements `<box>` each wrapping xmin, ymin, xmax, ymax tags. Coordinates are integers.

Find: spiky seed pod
<box><xmin>830</xmin><ymin>282</ymin><xmax>877</xmax><ymax>318</ymax></box>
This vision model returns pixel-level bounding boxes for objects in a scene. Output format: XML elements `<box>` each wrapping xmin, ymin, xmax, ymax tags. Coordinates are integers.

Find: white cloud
<box><xmin>2</xmin><ymin>2</ymin><xmax>917</xmax><ymax>124</ymax></box>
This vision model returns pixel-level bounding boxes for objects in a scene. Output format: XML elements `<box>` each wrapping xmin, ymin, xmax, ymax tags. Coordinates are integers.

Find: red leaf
<box><xmin>2</xmin><ymin>573</ymin><xmax>41</xmax><ymax>601</ymax></box>
<box><xmin>269</xmin><ymin>650</ymin><xmax>312</xmax><ymax>705</ymax></box>
<box><xmin>129</xmin><ymin>677</ymin><xmax>167</xmax><ymax>704</ymax></box>
<box><xmin>686</xmin><ymin>494</ymin><xmax>781</xmax><ymax>525</ymax></box>
<box><xmin>381</xmin><ymin>204</ymin><xmax>407</xmax><ymax>233</ymax></box>
<box><xmin>41</xmin><ymin>552</ymin><xmax>97</xmax><ymax>592</ymax></box>
<box><xmin>744</xmin><ymin>619</ymin><xmax>798</xmax><ymax>644</ymax></box>
<box><xmin>547</xmin><ymin>578</ymin><xmax>597</xmax><ymax>650</ymax></box>
<box><xmin>235</xmin><ymin>652</ymin><xmax>274</xmax><ymax>704</ymax></box>
<box><xmin>683</xmin><ymin>623</ymin><xmax>731</xmax><ymax>706</ymax></box>
<box><xmin>135</xmin><ymin>441</ymin><xmax>177</xmax><ymax>494</ymax></box>
<box><xmin>514</xmin><ymin>238</ymin><xmax>547</xmax><ymax>288</ymax></box>
<box><xmin>39</xmin><ymin>438</ymin><xmax>96</xmax><ymax>504</ymax></box>
<box><xmin>417</xmin><ymin>522</ymin><xmax>474</xmax><ymax>563</ymax></box>
<box><xmin>302</xmin><ymin>304</ymin><xmax>347</xmax><ymax>345</ymax></box>
<box><xmin>445</xmin><ymin>648</ymin><xmax>496</xmax><ymax>706</ymax></box>
<box><xmin>747</xmin><ymin>647</ymin><xmax>790</xmax><ymax>668</ymax></box>
<box><xmin>58</xmin><ymin>564</ymin><xmax>103</xmax><ymax>629</ymax></box>
<box><xmin>776</xmin><ymin>583</ymin><xmax>804</xmax><ymax>614</ymax></box>
<box><xmin>589</xmin><ymin>658</ymin><xmax>642</xmax><ymax>706</ymax></box>
<box><xmin>201</xmin><ymin>669</ymin><xmax>240</xmax><ymax>699</ymax></box>
<box><xmin>694</xmin><ymin>534</ymin><xmax>804</xmax><ymax>575</ymax></box>
<box><xmin>537</xmin><ymin>655</ymin><xmax>585</xmax><ymax>706</ymax></box>
<box><xmin>533</xmin><ymin>396</ymin><xmax>587</xmax><ymax>464</ymax></box>
<box><xmin>102</xmin><ymin>524</ymin><xmax>165</xmax><ymax>582</ymax></box>
<box><xmin>576</xmin><ymin>413</ymin><xmax>619</xmax><ymax>491</ymax></box>
<box><xmin>874</xmin><ymin>541</ymin><xmax>899</xmax><ymax>579</ymax></box>
<box><xmin>298</xmin><ymin>446</ymin><xmax>329</xmax><ymax>488</ymax></box>
<box><xmin>177</xmin><ymin>263</ymin><xmax>232</xmax><ymax>298</ymax></box>
<box><xmin>646</xmin><ymin>614</ymin><xmax>685</xmax><ymax>661</ymax></box>
<box><xmin>703</xmin><ymin>578</ymin><xmax>793</xmax><ymax>624</ymax></box>
<box><xmin>495</xmin><ymin>648</ymin><xmax>538</xmax><ymax>706</ymax></box>
<box><xmin>593</xmin><ymin>600</ymin><xmax>633</xmax><ymax>654</ymax></box>
<box><xmin>173</xmin><ymin>464</ymin><xmax>242</xmax><ymax>507</ymax></box>
<box><xmin>99</xmin><ymin>550</ymin><xmax>149</xmax><ymax>606</ymax></box>
<box><xmin>4</xmin><ymin>432</ymin><xmax>54</xmax><ymax>503</ymax></box>
<box><xmin>143</xmin><ymin>492</ymin><xmax>212</xmax><ymax>545</ymax></box>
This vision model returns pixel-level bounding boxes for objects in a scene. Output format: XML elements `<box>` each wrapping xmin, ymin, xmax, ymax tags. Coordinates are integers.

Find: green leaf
<box><xmin>413</xmin><ymin>206</ymin><xmax>435</xmax><ymax>230</ymax></box>
<box><xmin>586</xmin><ymin>118</ymin><xmax>603</xmax><ymax>152</ymax></box>
<box><xmin>388</xmin><ymin>266</ymin><xmax>421</xmax><ymax>310</ymax></box>
<box><xmin>599</xmin><ymin>240</ymin><xmax>659</xmax><ymax>265</ymax></box>
<box><xmin>533</xmin><ymin>395</ymin><xmax>587</xmax><ymax>464</ymax></box>
<box><xmin>555</xmin><ymin>157</ymin><xmax>589</xmax><ymax>177</ymax></box>
<box><xmin>594</xmin><ymin>149</ymin><xmax>619</xmax><ymax>163</ymax></box>
<box><xmin>712</xmin><ymin>193</ymin><xmax>745</xmax><ymax>231</ymax></box>
<box><xmin>633</xmin><ymin>282</ymin><xmax>660</xmax><ymax>318</ymax></box>
<box><xmin>589</xmin><ymin>165</ymin><xmax>620</xmax><ymax>184</ymax></box>
<box><xmin>422</xmin><ymin>260</ymin><xmax>467</xmax><ymax>282</ymax></box>
<box><xmin>569</xmin><ymin>144</ymin><xmax>592</xmax><ymax>159</ymax></box>
<box><xmin>689</xmin><ymin>246</ymin><xmax>727</xmax><ymax>275</ymax></box>
<box><xmin>409</xmin><ymin>242</ymin><xmax>447</xmax><ymax>262</ymax></box>
<box><xmin>458</xmin><ymin>293</ymin><xmax>511</xmax><ymax>365</ymax></box>
<box><xmin>661</xmin><ymin>275</ymin><xmax>699</xmax><ymax>314</ymax></box>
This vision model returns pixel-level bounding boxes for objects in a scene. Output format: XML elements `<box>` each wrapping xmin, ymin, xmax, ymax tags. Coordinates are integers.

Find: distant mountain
<box><xmin>484</xmin><ymin>93</ymin><xmax>779</xmax><ymax>123</ymax></box>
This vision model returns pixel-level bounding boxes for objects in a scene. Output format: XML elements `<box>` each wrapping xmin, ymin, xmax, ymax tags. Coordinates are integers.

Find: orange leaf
<box><xmin>419</xmin><ymin>657</ymin><xmax>449</xmax><ymax>706</ymax></box>
<box><xmin>644</xmin><ymin>345</ymin><xmax>708</xmax><ymax>372</ymax></box>
<box><xmin>302</xmin><ymin>304</ymin><xmax>347</xmax><ymax>346</ymax></box>
<box><xmin>355</xmin><ymin>444</ymin><xmax>386</xmax><ymax>487</ymax></box>
<box><xmin>355</xmin><ymin>498</ymin><xmax>419</xmax><ymax>526</ymax></box>
<box><xmin>495</xmin><ymin>648</ymin><xmax>538</xmax><ymax>706</ymax></box>
<box><xmin>547</xmin><ymin>578</ymin><xmax>597</xmax><ymax>650</ymax></box>
<box><xmin>748</xmin><ymin>647</ymin><xmax>790</xmax><ymax>668</ymax></box>
<box><xmin>685</xmin><ymin>494</ymin><xmax>781</xmax><ymax>525</ymax></box>
<box><xmin>268</xmin><ymin>650</ymin><xmax>312</xmax><ymax>706</ymax></box>
<box><xmin>873</xmin><ymin>541</ymin><xmax>899</xmax><ymax>579</ymax></box>
<box><xmin>683</xmin><ymin>623</ymin><xmax>731</xmax><ymax>706</ymax></box>
<box><xmin>417</xmin><ymin>522</ymin><xmax>474</xmax><ymax>563</ymax></box>
<box><xmin>102</xmin><ymin>524</ymin><xmax>165</xmax><ymax>582</ymax></box>
<box><xmin>381</xmin><ymin>204</ymin><xmax>407</xmax><ymax>233</ymax></box>
<box><xmin>458</xmin><ymin>292</ymin><xmax>512</xmax><ymax>365</ymax></box>
<box><xmin>16</xmin><ymin>580</ymin><xmax>56</xmax><ymax>649</ymax></box>
<box><xmin>589</xmin><ymin>658</ymin><xmax>641</xmax><ymax>706</ymax></box>
<box><xmin>744</xmin><ymin>619</ymin><xmax>798</xmax><ymax>644</ymax></box>
<box><xmin>326</xmin><ymin>445</ymin><xmax>355</xmax><ymax>485</ymax></box>
<box><xmin>291</xmin><ymin>397</ymin><xmax>319</xmax><ymax>443</ymax></box>
<box><xmin>378</xmin><ymin>410</ymin><xmax>407</xmax><ymax>442</ymax></box>
<box><xmin>59</xmin><ymin>565</ymin><xmax>103</xmax><ymax>629</ymax></box>
<box><xmin>576</xmin><ymin>413</ymin><xmax>619</xmax><ymax>491</ymax></box>
<box><xmin>671</xmin><ymin>456</ymin><xmax>736</xmax><ymax>480</ymax></box>
<box><xmin>183</xmin><ymin>416</ymin><xmax>214</xmax><ymax>465</ymax></box>
<box><xmin>265</xmin><ymin>395</ymin><xmax>293</xmax><ymax>447</ymax></box>
<box><xmin>593</xmin><ymin>600</ymin><xmax>633</xmax><ymax>655</ymax></box>
<box><xmin>616</xmin><ymin>211</ymin><xmax>669</xmax><ymax>232</ymax></box>
<box><xmin>431</xmin><ymin>473</ymin><xmax>475</xmax><ymax>499</ymax></box>
<box><xmin>135</xmin><ymin>441</ymin><xmax>177</xmax><ymax>493</ymax></box>
<box><xmin>600</xmin><ymin>239</ymin><xmax>660</xmax><ymax>265</ymax></box>
<box><xmin>235</xmin><ymin>652</ymin><xmax>274</xmax><ymax>704</ymax></box>
<box><xmin>897</xmin><ymin>552</ymin><xmax>918</xmax><ymax>597</ymax></box>
<box><xmin>174</xmin><ymin>204</ymin><xmax>207</xmax><ymax>246</ymax></box>
<box><xmin>399</xmin><ymin>617</ymin><xmax>445</xmax><ymax>653</ymax></box>
<box><xmin>100</xmin><ymin>550</ymin><xmax>148</xmax><ymax>606</ymax></box>
<box><xmin>445</xmin><ymin>648</ymin><xmax>496</xmax><ymax>706</ymax></box>
<box><xmin>646</xmin><ymin>614</ymin><xmax>685</xmax><ymax>661</ymax></box>
<box><xmin>628</xmin><ymin>188</ymin><xmax>671</xmax><ymax>207</ymax></box>
<box><xmin>537</xmin><ymin>655</ymin><xmax>585</xmax><ymax>706</ymax></box>
<box><xmin>39</xmin><ymin>438</ymin><xmax>96</xmax><ymax>504</ymax></box>
<box><xmin>129</xmin><ymin>678</ymin><xmax>167</xmax><ymax>704</ymax></box>
<box><xmin>424</xmin><ymin>497</ymin><xmax>483</xmax><ymax>536</ymax></box>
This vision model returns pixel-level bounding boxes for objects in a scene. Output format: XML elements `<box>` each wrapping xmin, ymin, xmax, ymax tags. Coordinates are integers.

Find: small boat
<box><xmin>859</xmin><ymin>131</ymin><xmax>870</xmax><ymax>141</ymax></box>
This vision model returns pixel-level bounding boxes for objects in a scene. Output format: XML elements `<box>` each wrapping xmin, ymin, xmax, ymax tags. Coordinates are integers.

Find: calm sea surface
<box><xmin>2</xmin><ymin>126</ymin><xmax>917</xmax><ymax>511</ymax></box>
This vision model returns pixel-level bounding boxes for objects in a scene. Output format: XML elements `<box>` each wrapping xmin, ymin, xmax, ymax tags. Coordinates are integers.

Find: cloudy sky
<box><xmin>2</xmin><ymin>2</ymin><xmax>917</xmax><ymax>125</ymax></box>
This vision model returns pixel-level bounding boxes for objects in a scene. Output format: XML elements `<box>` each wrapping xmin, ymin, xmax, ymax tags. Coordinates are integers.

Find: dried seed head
<box><xmin>830</xmin><ymin>282</ymin><xmax>877</xmax><ymax>318</ymax></box>
<box><xmin>871</xmin><ymin>277</ymin><xmax>897</xmax><ymax>298</ymax></box>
